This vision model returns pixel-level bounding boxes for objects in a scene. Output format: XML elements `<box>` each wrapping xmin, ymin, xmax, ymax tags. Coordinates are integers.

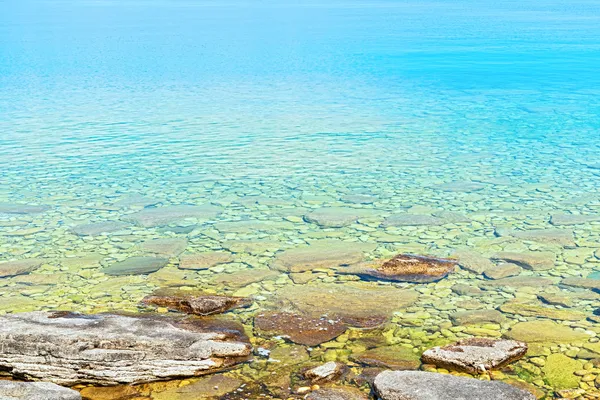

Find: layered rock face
<box><xmin>0</xmin><ymin>312</ymin><xmax>251</xmax><ymax>385</ymax></box>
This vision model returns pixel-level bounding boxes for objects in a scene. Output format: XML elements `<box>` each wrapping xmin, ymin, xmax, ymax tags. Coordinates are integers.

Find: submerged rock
<box><xmin>450</xmin><ymin>310</ymin><xmax>506</xmax><ymax>326</ymax></box>
<box><xmin>102</xmin><ymin>256</ymin><xmax>168</xmax><ymax>276</ymax></box>
<box><xmin>381</xmin><ymin>214</ymin><xmax>444</xmax><ymax>227</ymax></box>
<box><xmin>542</xmin><ymin>353</ymin><xmax>582</xmax><ymax>390</ymax></box>
<box><xmin>139</xmin><ymin>238</ymin><xmax>188</xmax><ymax>257</ymax></box>
<box><xmin>352</xmin><ymin>345</ymin><xmax>421</xmax><ymax>370</ymax></box>
<box><xmin>454</xmin><ymin>250</ymin><xmax>494</xmax><ymax>274</ymax></box>
<box><xmin>303</xmin><ymin>207</ymin><xmax>373</xmax><ymax>228</ymax></box>
<box><xmin>510</xmin><ymin>229</ymin><xmax>575</xmax><ymax>247</ymax></box>
<box><xmin>0</xmin><ymin>312</ymin><xmax>251</xmax><ymax>385</ymax></box>
<box><xmin>142</xmin><ymin>290</ymin><xmax>250</xmax><ymax>316</ymax></box>
<box><xmin>561</xmin><ymin>277</ymin><xmax>600</xmax><ymax>290</ymax></box>
<box><xmin>178</xmin><ymin>252</ymin><xmax>233</xmax><ymax>270</ymax></box>
<box><xmin>275</xmin><ymin>283</ymin><xmax>418</xmax><ymax>328</ymax></box>
<box><xmin>373</xmin><ymin>371</ymin><xmax>535</xmax><ymax>400</ymax></box>
<box><xmin>491</xmin><ymin>251</ymin><xmax>555</xmax><ymax>271</ymax></box>
<box><xmin>483</xmin><ymin>263</ymin><xmax>522</xmax><ymax>280</ymax></box>
<box><xmin>71</xmin><ymin>221</ymin><xmax>128</xmax><ymax>236</ymax></box>
<box><xmin>0</xmin><ymin>203</ymin><xmax>49</xmax><ymax>214</ymax></box>
<box><xmin>270</xmin><ymin>240</ymin><xmax>376</xmax><ymax>273</ymax></box>
<box><xmin>306</xmin><ymin>387</ymin><xmax>370</xmax><ymax>400</ymax></box>
<box><xmin>0</xmin><ymin>259</ymin><xmax>44</xmax><ymax>278</ymax></box>
<box><xmin>0</xmin><ymin>381</ymin><xmax>81</xmax><ymax>400</ymax></box>
<box><xmin>481</xmin><ymin>276</ymin><xmax>554</xmax><ymax>288</ymax></box>
<box><xmin>340</xmin><ymin>254</ymin><xmax>456</xmax><ymax>283</ymax></box>
<box><xmin>499</xmin><ymin>299</ymin><xmax>586</xmax><ymax>321</ymax></box>
<box><xmin>421</xmin><ymin>338</ymin><xmax>527</xmax><ymax>373</ymax></box>
<box><xmin>152</xmin><ymin>374</ymin><xmax>243</xmax><ymax>400</ymax></box>
<box><xmin>505</xmin><ymin>320</ymin><xmax>590</xmax><ymax>343</ymax></box>
<box><xmin>550</xmin><ymin>214</ymin><xmax>600</xmax><ymax>226</ymax></box>
<box><xmin>124</xmin><ymin>205</ymin><xmax>221</xmax><ymax>227</ymax></box>
<box><xmin>254</xmin><ymin>312</ymin><xmax>346</xmax><ymax>346</ymax></box>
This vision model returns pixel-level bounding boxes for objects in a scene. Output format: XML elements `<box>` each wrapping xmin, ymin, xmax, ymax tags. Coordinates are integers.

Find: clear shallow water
<box><xmin>1</xmin><ymin>0</ymin><xmax>600</xmax><ymax>398</ymax></box>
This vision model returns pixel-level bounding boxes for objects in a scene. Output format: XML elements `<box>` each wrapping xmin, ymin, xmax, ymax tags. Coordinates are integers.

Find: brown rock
<box><xmin>142</xmin><ymin>290</ymin><xmax>250</xmax><ymax>316</ymax></box>
<box><xmin>178</xmin><ymin>252</ymin><xmax>233</xmax><ymax>270</ymax></box>
<box><xmin>492</xmin><ymin>251</ymin><xmax>555</xmax><ymax>271</ymax></box>
<box><xmin>340</xmin><ymin>254</ymin><xmax>456</xmax><ymax>283</ymax></box>
<box><xmin>454</xmin><ymin>250</ymin><xmax>494</xmax><ymax>274</ymax></box>
<box><xmin>304</xmin><ymin>361</ymin><xmax>348</xmax><ymax>383</ymax></box>
<box><xmin>561</xmin><ymin>277</ymin><xmax>600</xmax><ymax>290</ymax></box>
<box><xmin>421</xmin><ymin>338</ymin><xmax>527</xmax><ymax>373</ymax></box>
<box><xmin>483</xmin><ymin>263</ymin><xmax>522</xmax><ymax>280</ymax></box>
<box><xmin>152</xmin><ymin>375</ymin><xmax>242</xmax><ymax>400</ymax></box>
<box><xmin>255</xmin><ymin>312</ymin><xmax>347</xmax><ymax>346</ymax></box>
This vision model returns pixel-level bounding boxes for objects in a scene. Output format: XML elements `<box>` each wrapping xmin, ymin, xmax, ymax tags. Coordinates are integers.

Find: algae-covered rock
<box><xmin>152</xmin><ymin>374</ymin><xmax>243</xmax><ymax>400</ymax></box>
<box><xmin>352</xmin><ymin>345</ymin><xmax>421</xmax><ymax>370</ymax></box>
<box><xmin>102</xmin><ymin>256</ymin><xmax>168</xmax><ymax>276</ymax></box>
<box><xmin>542</xmin><ymin>353</ymin><xmax>582</xmax><ymax>389</ymax></box>
<box><xmin>505</xmin><ymin>320</ymin><xmax>590</xmax><ymax>343</ymax></box>
<box><xmin>499</xmin><ymin>300</ymin><xmax>586</xmax><ymax>321</ymax></box>
<box><xmin>450</xmin><ymin>310</ymin><xmax>506</xmax><ymax>326</ymax></box>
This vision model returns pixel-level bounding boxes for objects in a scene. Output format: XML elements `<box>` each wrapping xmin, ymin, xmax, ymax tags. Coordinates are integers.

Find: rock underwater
<box><xmin>0</xmin><ymin>312</ymin><xmax>251</xmax><ymax>385</ymax></box>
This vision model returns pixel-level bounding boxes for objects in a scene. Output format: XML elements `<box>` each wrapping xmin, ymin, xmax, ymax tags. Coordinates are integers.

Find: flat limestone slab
<box><xmin>0</xmin><ymin>312</ymin><xmax>251</xmax><ymax>385</ymax></box>
<box><xmin>374</xmin><ymin>371</ymin><xmax>535</xmax><ymax>400</ymax></box>
<box><xmin>0</xmin><ymin>381</ymin><xmax>81</xmax><ymax>400</ymax></box>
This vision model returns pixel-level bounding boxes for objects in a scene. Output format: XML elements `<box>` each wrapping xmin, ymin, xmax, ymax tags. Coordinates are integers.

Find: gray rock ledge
<box><xmin>373</xmin><ymin>371</ymin><xmax>535</xmax><ymax>400</ymax></box>
<box><xmin>0</xmin><ymin>312</ymin><xmax>251</xmax><ymax>385</ymax></box>
<box><xmin>0</xmin><ymin>381</ymin><xmax>81</xmax><ymax>400</ymax></box>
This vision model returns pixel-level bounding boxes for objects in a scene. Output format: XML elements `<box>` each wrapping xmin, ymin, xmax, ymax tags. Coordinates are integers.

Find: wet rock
<box><xmin>213</xmin><ymin>220</ymin><xmax>294</xmax><ymax>233</ymax></box>
<box><xmin>510</xmin><ymin>229</ymin><xmax>575</xmax><ymax>247</ymax></box>
<box><xmin>381</xmin><ymin>214</ymin><xmax>444</xmax><ymax>227</ymax></box>
<box><xmin>0</xmin><ymin>259</ymin><xmax>44</xmax><ymax>278</ymax></box>
<box><xmin>0</xmin><ymin>381</ymin><xmax>81</xmax><ymax>400</ymax></box>
<box><xmin>210</xmin><ymin>269</ymin><xmax>280</xmax><ymax>288</ymax></box>
<box><xmin>352</xmin><ymin>345</ymin><xmax>421</xmax><ymax>370</ymax></box>
<box><xmin>114</xmin><ymin>194</ymin><xmax>159</xmax><ymax>208</ymax></box>
<box><xmin>340</xmin><ymin>194</ymin><xmax>375</xmax><ymax>204</ymax></box>
<box><xmin>452</xmin><ymin>283</ymin><xmax>483</xmax><ymax>296</ymax></box>
<box><xmin>505</xmin><ymin>320</ymin><xmax>590</xmax><ymax>343</ymax></box>
<box><xmin>481</xmin><ymin>276</ymin><xmax>554</xmax><ymax>288</ymax></box>
<box><xmin>124</xmin><ymin>205</ymin><xmax>221</xmax><ymax>227</ymax></box>
<box><xmin>483</xmin><ymin>263</ymin><xmax>522</xmax><ymax>280</ymax></box>
<box><xmin>537</xmin><ymin>293</ymin><xmax>574</xmax><ymax>307</ymax></box>
<box><xmin>306</xmin><ymin>387</ymin><xmax>370</xmax><ymax>400</ymax></box>
<box><xmin>71</xmin><ymin>221</ymin><xmax>128</xmax><ymax>236</ymax></box>
<box><xmin>142</xmin><ymin>290</ymin><xmax>250</xmax><ymax>316</ymax></box>
<box><xmin>270</xmin><ymin>240</ymin><xmax>376</xmax><ymax>273</ymax></box>
<box><xmin>542</xmin><ymin>353</ymin><xmax>582</xmax><ymax>389</ymax></box>
<box><xmin>139</xmin><ymin>238</ymin><xmax>188</xmax><ymax>257</ymax></box>
<box><xmin>491</xmin><ymin>252</ymin><xmax>555</xmax><ymax>271</ymax></box>
<box><xmin>304</xmin><ymin>361</ymin><xmax>347</xmax><ymax>382</ymax></box>
<box><xmin>102</xmin><ymin>256</ymin><xmax>169</xmax><ymax>276</ymax></box>
<box><xmin>221</xmin><ymin>240</ymin><xmax>280</xmax><ymax>255</ymax></box>
<box><xmin>0</xmin><ymin>203</ymin><xmax>49</xmax><ymax>214</ymax></box>
<box><xmin>152</xmin><ymin>374</ymin><xmax>243</xmax><ymax>400</ymax></box>
<box><xmin>499</xmin><ymin>299</ymin><xmax>586</xmax><ymax>321</ymax></box>
<box><xmin>550</xmin><ymin>214</ymin><xmax>600</xmax><ymax>226</ymax></box>
<box><xmin>303</xmin><ymin>207</ymin><xmax>374</xmax><ymax>228</ymax></box>
<box><xmin>438</xmin><ymin>182</ymin><xmax>486</xmax><ymax>192</ymax></box>
<box><xmin>339</xmin><ymin>254</ymin><xmax>456</xmax><ymax>283</ymax></box>
<box><xmin>454</xmin><ymin>250</ymin><xmax>493</xmax><ymax>274</ymax></box>
<box><xmin>254</xmin><ymin>312</ymin><xmax>346</xmax><ymax>346</ymax></box>
<box><xmin>421</xmin><ymin>338</ymin><xmax>527</xmax><ymax>373</ymax></box>
<box><xmin>275</xmin><ymin>283</ymin><xmax>418</xmax><ymax>328</ymax></box>
<box><xmin>561</xmin><ymin>277</ymin><xmax>600</xmax><ymax>290</ymax></box>
<box><xmin>432</xmin><ymin>210</ymin><xmax>471</xmax><ymax>223</ymax></box>
<box><xmin>178</xmin><ymin>252</ymin><xmax>233</xmax><ymax>270</ymax></box>
<box><xmin>373</xmin><ymin>370</ymin><xmax>535</xmax><ymax>400</ymax></box>
<box><xmin>450</xmin><ymin>310</ymin><xmax>506</xmax><ymax>326</ymax></box>
<box><xmin>0</xmin><ymin>312</ymin><xmax>251</xmax><ymax>385</ymax></box>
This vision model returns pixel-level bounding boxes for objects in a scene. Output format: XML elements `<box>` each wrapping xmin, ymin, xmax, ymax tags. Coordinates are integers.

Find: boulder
<box><xmin>373</xmin><ymin>371</ymin><xmax>535</xmax><ymax>400</ymax></box>
<box><xmin>0</xmin><ymin>381</ymin><xmax>81</xmax><ymax>400</ymax></box>
<box><xmin>142</xmin><ymin>290</ymin><xmax>250</xmax><ymax>316</ymax></box>
<box><xmin>339</xmin><ymin>254</ymin><xmax>456</xmax><ymax>283</ymax></box>
<box><xmin>102</xmin><ymin>256</ymin><xmax>169</xmax><ymax>276</ymax></box>
<box><xmin>421</xmin><ymin>338</ymin><xmax>527</xmax><ymax>373</ymax></box>
<box><xmin>254</xmin><ymin>312</ymin><xmax>346</xmax><ymax>346</ymax></box>
<box><xmin>0</xmin><ymin>312</ymin><xmax>251</xmax><ymax>385</ymax></box>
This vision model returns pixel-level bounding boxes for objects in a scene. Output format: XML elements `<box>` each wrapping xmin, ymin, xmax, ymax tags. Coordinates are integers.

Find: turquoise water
<box><xmin>2</xmin><ymin>0</ymin><xmax>600</xmax><ymax>398</ymax></box>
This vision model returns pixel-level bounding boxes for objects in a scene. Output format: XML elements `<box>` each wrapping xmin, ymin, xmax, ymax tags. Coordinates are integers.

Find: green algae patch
<box><xmin>504</xmin><ymin>321</ymin><xmax>590</xmax><ymax>343</ymax></box>
<box><xmin>542</xmin><ymin>353</ymin><xmax>582</xmax><ymax>389</ymax></box>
